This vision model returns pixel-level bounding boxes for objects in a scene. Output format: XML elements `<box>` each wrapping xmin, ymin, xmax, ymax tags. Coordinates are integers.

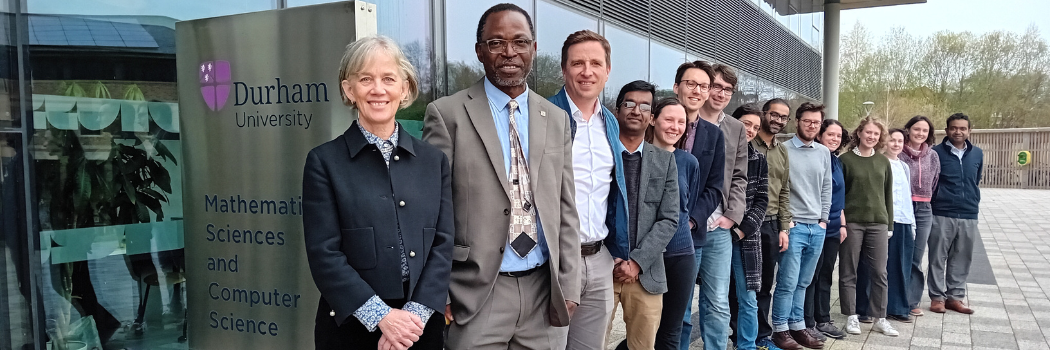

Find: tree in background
<box><xmin>839</xmin><ymin>23</ymin><xmax>1050</xmax><ymax>129</ymax></box>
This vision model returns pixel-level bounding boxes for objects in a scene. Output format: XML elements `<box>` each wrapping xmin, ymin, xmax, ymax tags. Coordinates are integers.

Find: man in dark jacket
<box><xmin>927</xmin><ymin>113</ymin><xmax>983</xmax><ymax>315</ymax></box>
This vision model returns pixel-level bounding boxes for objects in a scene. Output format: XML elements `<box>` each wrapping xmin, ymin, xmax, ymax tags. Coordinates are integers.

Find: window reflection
<box><xmin>649</xmin><ymin>41</ymin><xmax>685</xmax><ymax>99</ymax></box>
<box><xmin>603</xmin><ymin>24</ymin><xmax>648</xmax><ymax>108</ymax></box>
<box><xmin>26</xmin><ymin>0</ymin><xmax>272</xmax><ymax>348</ymax></box>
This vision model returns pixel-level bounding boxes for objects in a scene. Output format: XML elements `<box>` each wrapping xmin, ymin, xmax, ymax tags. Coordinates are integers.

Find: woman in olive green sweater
<box><xmin>837</xmin><ymin>117</ymin><xmax>897</xmax><ymax>337</ymax></box>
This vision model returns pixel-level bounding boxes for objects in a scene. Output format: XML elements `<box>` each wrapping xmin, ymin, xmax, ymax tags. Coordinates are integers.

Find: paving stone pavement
<box><xmin>608</xmin><ymin>188</ymin><xmax>1050</xmax><ymax>349</ymax></box>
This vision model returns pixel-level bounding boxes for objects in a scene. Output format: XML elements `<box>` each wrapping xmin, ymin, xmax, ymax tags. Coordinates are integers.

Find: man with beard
<box><xmin>672</xmin><ymin>61</ymin><xmax>727</xmax><ymax>350</ymax></box>
<box><xmin>771</xmin><ymin>103</ymin><xmax>832</xmax><ymax>350</ymax></box>
<box><xmin>423</xmin><ymin>4</ymin><xmax>581</xmax><ymax>348</ymax></box>
<box><xmin>694</xmin><ymin>63</ymin><xmax>749</xmax><ymax>350</ymax></box>
<box><xmin>731</xmin><ymin>98</ymin><xmax>793</xmax><ymax>350</ymax></box>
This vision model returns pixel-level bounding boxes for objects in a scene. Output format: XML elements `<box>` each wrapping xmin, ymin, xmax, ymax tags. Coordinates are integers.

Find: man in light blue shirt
<box><xmin>422</xmin><ymin>4</ymin><xmax>581</xmax><ymax>349</ymax></box>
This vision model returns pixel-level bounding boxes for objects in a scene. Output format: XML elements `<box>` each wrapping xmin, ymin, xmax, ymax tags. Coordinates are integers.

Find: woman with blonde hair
<box><xmin>838</xmin><ymin>117</ymin><xmax>897</xmax><ymax>337</ymax></box>
<box><xmin>303</xmin><ymin>35</ymin><xmax>452</xmax><ymax>350</ymax></box>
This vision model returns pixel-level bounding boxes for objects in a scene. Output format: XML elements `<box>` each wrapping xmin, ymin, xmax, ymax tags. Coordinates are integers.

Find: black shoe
<box><xmin>887</xmin><ymin>314</ymin><xmax>913</xmax><ymax>323</ymax></box>
<box><xmin>858</xmin><ymin>315</ymin><xmax>874</xmax><ymax>323</ymax></box>
<box><xmin>816</xmin><ymin>322</ymin><xmax>846</xmax><ymax>339</ymax></box>
<box><xmin>806</xmin><ymin>327</ymin><xmax>827</xmax><ymax>342</ymax></box>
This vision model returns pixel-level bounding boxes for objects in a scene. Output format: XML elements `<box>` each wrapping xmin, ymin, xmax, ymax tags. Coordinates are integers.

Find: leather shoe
<box><xmin>946</xmin><ymin>299</ymin><xmax>975</xmax><ymax>314</ymax></box>
<box><xmin>930</xmin><ymin>299</ymin><xmax>946</xmax><ymax>313</ymax></box>
<box><xmin>772</xmin><ymin>331</ymin><xmax>803</xmax><ymax>350</ymax></box>
<box><xmin>791</xmin><ymin>329</ymin><xmax>825</xmax><ymax>349</ymax></box>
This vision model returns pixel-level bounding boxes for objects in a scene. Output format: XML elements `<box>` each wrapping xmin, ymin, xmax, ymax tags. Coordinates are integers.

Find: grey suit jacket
<box><xmin>718</xmin><ymin>113</ymin><xmax>749</xmax><ymax>224</ymax></box>
<box><xmin>626</xmin><ymin>143</ymin><xmax>680</xmax><ymax>294</ymax></box>
<box><xmin>422</xmin><ymin>80</ymin><xmax>581</xmax><ymax>327</ymax></box>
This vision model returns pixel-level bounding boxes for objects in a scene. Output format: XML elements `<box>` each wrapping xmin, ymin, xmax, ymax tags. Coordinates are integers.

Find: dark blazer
<box><xmin>686</xmin><ymin>119</ymin><xmax>726</xmax><ymax>247</ymax></box>
<box><xmin>302</xmin><ymin>121</ymin><xmax>454</xmax><ymax>329</ymax></box>
<box><xmin>605</xmin><ymin>143</ymin><xmax>680</xmax><ymax>294</ymax></box>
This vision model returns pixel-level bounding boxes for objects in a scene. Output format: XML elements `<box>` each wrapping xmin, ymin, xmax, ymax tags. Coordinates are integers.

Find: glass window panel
<box><xmin>532</xmin><ymin>0</ymin><xmax>598</xmax><ymax>98</ymax></box>
<box><xmin>29</xmin><ymin>0</ymin><xmax>270</xmax><ymax>21</ymax></box>
<box><xmin>25</xmin><ymin>1</ymin><xmax>270</xmax><ymax>349</ymax></box>
<box><xmin>1</xmin><ymin>131</ymin><xmax>33</xmax><ymax>350</ymax></box>
<box><xmin>603</xmin><ymin>24</ymin><xmax>648</xmax><ymax>108</ymax></box>
<box><xmin>649</xmin><ymin>41</ymin><xmax>685</xmax><ymax>99</ymax></box>
<box><xmin>289</xmin><ymin>0</ymin><xmax>434</xmax><ymax>134</ymax></box>
<box><xmin>444</xmin><ymin>0</ymin><xmax>531</xmax><ymax>94</ymax></box>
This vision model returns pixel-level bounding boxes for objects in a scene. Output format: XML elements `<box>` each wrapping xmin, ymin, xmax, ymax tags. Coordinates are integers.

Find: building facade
<box><xmin>0</xmin><ymin>0</ymin><xmax>825</xmax><ymax>349</ymax></box>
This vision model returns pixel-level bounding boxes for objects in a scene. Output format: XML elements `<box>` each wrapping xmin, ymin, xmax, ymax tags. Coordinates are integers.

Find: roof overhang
<box><xmin>764</xmin><ymin>0</ymin><xmax>926</xmax><ymax>15</ymax></box>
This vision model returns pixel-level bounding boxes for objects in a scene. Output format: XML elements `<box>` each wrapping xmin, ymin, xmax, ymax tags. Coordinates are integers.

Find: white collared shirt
<box><xmin>569</xmin><ymin>97</ymin><xmax>614</xmax><ymax>244</ymax></box>
<box><xmin>951</xmin><ymin>142</ymin><xmax>966</xmax><ymax>162</ymax></box>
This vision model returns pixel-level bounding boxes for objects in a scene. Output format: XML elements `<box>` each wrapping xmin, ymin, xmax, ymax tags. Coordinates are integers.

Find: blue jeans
<box><xmin>732</xmin><ymin>240</ymin><xmax>758</xmax><ymax>350</ymax></box>
<box><xmin>698</xmin><ymin>227</ymin><xmax>732</xmax><ymax>350</ymax></box>
<box><xmin>680</xmin><ymin>227</ymin><xmax>732</xmax><ymax>350</ymax></box>
<box><xmin>771</xmin><ymin>223</ymin><xmax>824</xmax><ymax>331</ymax></box>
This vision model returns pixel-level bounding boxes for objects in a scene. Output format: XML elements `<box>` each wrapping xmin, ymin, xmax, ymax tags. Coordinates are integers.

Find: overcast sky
<box><xmin>840</xmin><ymin>0</ymin><xmax>1049</xmax><ymax>40</ymax></box>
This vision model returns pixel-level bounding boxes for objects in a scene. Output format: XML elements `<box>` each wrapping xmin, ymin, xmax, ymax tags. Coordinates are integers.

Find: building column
<box><xmin>823</xmin><ymin>0</ymin><xmax>841</xmax><ymax>120</ymax></box>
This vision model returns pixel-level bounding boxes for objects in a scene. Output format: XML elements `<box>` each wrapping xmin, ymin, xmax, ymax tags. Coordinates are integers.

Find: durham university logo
<box><xmin>200</xmin><ymin>60</ymin><xmax>232</xmax><ymax>111</ymax></box>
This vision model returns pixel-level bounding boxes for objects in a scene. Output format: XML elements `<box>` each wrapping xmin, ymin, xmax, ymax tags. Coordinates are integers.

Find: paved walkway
<box><xmin>608</xmin><ymin>188</ymin><xmax>1050</xmax><ymax>350</ymax></box>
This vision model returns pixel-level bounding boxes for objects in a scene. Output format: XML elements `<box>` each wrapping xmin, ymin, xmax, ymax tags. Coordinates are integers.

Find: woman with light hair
<box><xmin>837</xmin><ymin>116</ymin><xmax>898</xmax><ymax>337</ymax></box>
<box><xmin>302</xmin><ymin>35</ymin><xmax>452</xmax><ymax>350</ymax></box>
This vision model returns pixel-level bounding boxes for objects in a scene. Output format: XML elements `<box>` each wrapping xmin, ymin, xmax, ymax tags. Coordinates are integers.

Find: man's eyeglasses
<box><xmin>678</xmin><ymin>80</ymin><xmax>710</xmax><ymax>93</ymax></box>
<box><xmin>766</xmin><ymin>112</ymin><xmax>788</xmax><ymax>122</ymax></box>
<box><xmin>709</xmin><ymin>84</ymin><xmax>735</xmax><ymax>96</ymax></box>
<box><xmin>620</xmin><ymin>101</ymin><xmax>652</xmax><ymax>113</ymax></box>
<box><xmin>479</xmin><ymin>39</ymin><xmax>533</xmax><ymax>54</ymax></box>
<box><xmin>800</xmin><ymin>119</ymin><xmax>822</xmax><ymax>127</ymax></box>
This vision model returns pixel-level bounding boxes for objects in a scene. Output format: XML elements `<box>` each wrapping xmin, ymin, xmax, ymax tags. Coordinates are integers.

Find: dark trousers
<box><xmin>804</xmin><ymin>235</ymin><xmax>841</xmax><ymax>327</ymax></box>
<box><xmin>732</xmin><ymin>220</ymin><xmax>780</xmax><ymax>341</ymax></box>
<box><xmin>656</xmin><ymin>253</ymin><xmax>699</xmax><ymax>350</ymax></box>
<box><xmin>857</xmin><ymin>223</ymin><xmax>914</xmax><ymax>317</ymax></box>
<box><xmin>314</xmin><ymin>297</ymin><xmax>445</xmax><ymax>350</ymax></box>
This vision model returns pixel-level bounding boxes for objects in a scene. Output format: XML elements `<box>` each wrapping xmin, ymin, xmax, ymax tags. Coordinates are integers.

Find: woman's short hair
<box><xmin>848</xmin><ymin>116</ymin><xmax>889</xmax><ymax>151</ymax></box>
<box><xmin>903</xmin><ymin>115</ymin><xmax>936</xmax><ymax>147</ymax></box>
<box><xmin>337</xmin><ymin>35</ymin><xmax>419</xmax><ymax>109</ymax></box>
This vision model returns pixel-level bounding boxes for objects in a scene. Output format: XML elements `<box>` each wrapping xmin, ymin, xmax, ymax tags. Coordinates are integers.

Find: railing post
<box><xmin>1022</xmin><ymin>132</ymin><xmax>1031</xmax><ymax>189</ymax></box>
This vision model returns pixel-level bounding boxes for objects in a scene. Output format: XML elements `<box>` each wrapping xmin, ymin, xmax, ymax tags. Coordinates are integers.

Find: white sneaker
<box><xmin>846</xmin><ymin>315</ymin><xmax>861</xmax><ymax>335</ymax></box>
<box><xmin>873</xmin><ymin>318</ymin><xmax>899</xmax><ymax>336</ymax></box>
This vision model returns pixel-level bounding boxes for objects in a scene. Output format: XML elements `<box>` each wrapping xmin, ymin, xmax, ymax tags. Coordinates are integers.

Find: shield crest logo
<box><xmin>200</xmin><ymin>60</ymin><xmax>231</xmax><ymax>111</ymax></box>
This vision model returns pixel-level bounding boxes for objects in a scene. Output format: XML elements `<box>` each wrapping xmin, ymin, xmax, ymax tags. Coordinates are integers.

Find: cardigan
<box><xmin>900</xmin><ymin>143</ymin><xmax>940</xmax><ymax>202</ymax></box>
<box><xmin>666</xmin><ymin>149</ymin><xmax>700</xmax><ymax>256</ymax></box>
<box><xmin>826</xmin><ymin>153</ymin><xmax>845</xmax><ymax>237</ymax></box>
<box><xmin>739</xmin><ymin>143</ymin><xmax>768</xmax><ymax>291</ymax></box>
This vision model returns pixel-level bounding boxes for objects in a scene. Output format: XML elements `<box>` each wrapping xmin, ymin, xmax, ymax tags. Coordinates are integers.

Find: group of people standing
<box><xmin>300</xmin><ymin>3</ymin><xmax>985</xmax><ymax>350</ymax></box>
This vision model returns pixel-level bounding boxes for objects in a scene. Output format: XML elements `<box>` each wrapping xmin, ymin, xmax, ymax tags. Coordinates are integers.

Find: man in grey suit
<box><xmin>604</xmin><ymin>80</ymin><xmax>679</xmax><ymax>350</ymax></box>
<box><xmin>694</xmin><ymin>63</ymin><xmax>750</xmax><ymax>350</ymax></box>
<box><xmin>422</xmin><ymin>4</ymin><xmax>581</xmax><ymax>349</ymax></box>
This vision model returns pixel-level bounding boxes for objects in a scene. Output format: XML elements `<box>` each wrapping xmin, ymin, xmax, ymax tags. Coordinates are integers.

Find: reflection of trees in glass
<box><xmin>444</xmin><ymin>53</ymin><xmax>565</xmax><ymax>99</ymax></box>
<box><xmin>528</xmin><ymin>53</ymin><xmax>563</xmax><ymax>98</ymax></box>
<box><xmin>397</xmin><ymin>40</ymin><xmax>434</xmax><ymax>121</ymax></box>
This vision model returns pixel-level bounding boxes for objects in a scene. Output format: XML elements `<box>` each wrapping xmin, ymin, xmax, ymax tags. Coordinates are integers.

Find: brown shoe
<box><xmin>930</xmin><ymin>299</ymin><xmax>946</xmax><ymax>313</ymax></box>
<box><xmin>772</xmin><ymin>330</ymin><xmax>804</xmax><ymax>350</ymax></box>
<box><xmin>946</xmin><ymin>299</ymin><xmax>975</xmax><ymax>314</ymax></box>
<box><xmin>790</xmin><ymin>329</ymin><xmax>826</xmax><ymax>349</ymax></box>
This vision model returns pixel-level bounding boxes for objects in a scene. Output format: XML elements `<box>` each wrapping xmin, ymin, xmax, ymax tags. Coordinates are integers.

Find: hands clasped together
<box><xmin>377</xmin><ymin>309</ymin><xmax>425</xmax><ymax>350</ymax></box>
<box><xmin>613</xmin><ymin>258</ymin><xmax>641</xmax><ymax>284</ymax></box>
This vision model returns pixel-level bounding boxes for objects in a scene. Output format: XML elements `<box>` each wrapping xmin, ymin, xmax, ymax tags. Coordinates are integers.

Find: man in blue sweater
<box><xmin>927</xmin><ymin>113</ymin><xmax>983</xmax><ymax>315</ymax></box>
